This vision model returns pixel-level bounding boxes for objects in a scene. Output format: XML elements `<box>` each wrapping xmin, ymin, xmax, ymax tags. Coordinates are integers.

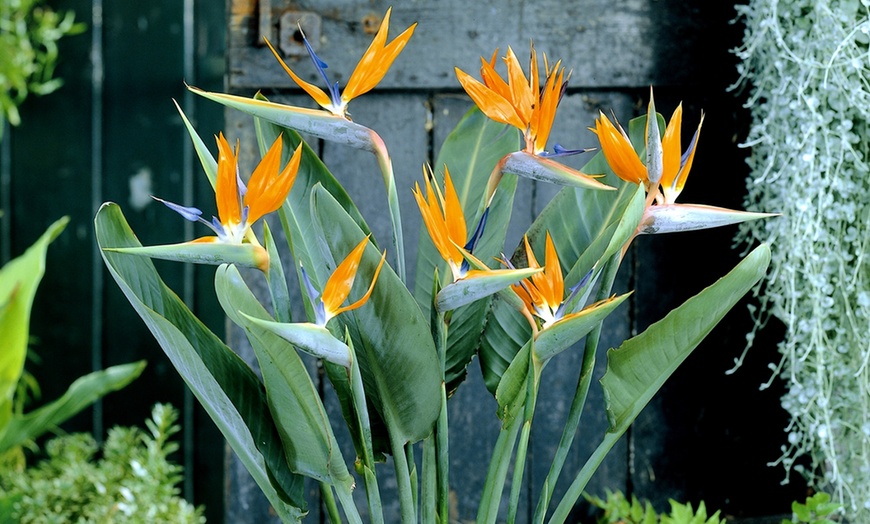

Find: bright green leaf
<box><xmin>601</xmin><ymin>244</ymin><xmax>771</xmax><ymax>433</ymax></box>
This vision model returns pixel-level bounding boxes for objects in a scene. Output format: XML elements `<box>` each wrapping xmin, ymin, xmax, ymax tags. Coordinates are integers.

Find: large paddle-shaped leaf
<box><xmin>601</xmin><ymin>243</ymin><xmax>771</xmax><ymax>432</ymax></box>
<box><xmin>312</xmin><ymin>186</ymin><xmax>441</xmax><ymax>445</ymax></box>
<box><xmin>413</xmin><ymin>106</ymin><xmax>521</xmax><ymax>392</ymax></box>
<box><xmin>215</xmin><ymin>264</ymin><xmax>353</xmax><ymax>488</ymax></box>
<box><xmin>95</xmin><ymin>203</ymin><xmax>305</xmax><ymax>521</ymax></box>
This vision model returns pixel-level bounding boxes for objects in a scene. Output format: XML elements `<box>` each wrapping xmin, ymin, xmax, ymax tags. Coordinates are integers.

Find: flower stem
<box><xmin>532</xmin><ymin>252</ymin><xmax>623</xmax><ymax>524</ymax></box>
<box><xmin>507</xmin><ymin>351</ymin><xmax>542</xmax><ymax>524</ymax></box>
<box><xmin>476</xmin><ymin>415</ymin><xmax>522</xmax><ymax>524</ymax></box>
<box><xmin>368</xmin><ymin>129</ymin><xmax>406</xmax><ymax>284</ymax></box>
<box><xmin>348</xmin><ymin>336</ymin><xmax>385</xmax><ymax>524</ymax></box>
<box><xmin>319</xmin><ymin>482</ymin><xmax>342</xmax><ymax>524</ymax></box>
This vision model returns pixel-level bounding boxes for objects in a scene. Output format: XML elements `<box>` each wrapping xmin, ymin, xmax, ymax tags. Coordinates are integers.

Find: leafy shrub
<box><xmin>0</xmin><ymin>403</ymin><xmax>205</xmax><ymax>523</ymax></box>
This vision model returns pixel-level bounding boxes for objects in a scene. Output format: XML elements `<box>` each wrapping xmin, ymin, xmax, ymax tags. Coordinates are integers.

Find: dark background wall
<box><xmin>1</xmin><ymin>1</ymin><xmax>805</xmax><ymax>522</ymax></box>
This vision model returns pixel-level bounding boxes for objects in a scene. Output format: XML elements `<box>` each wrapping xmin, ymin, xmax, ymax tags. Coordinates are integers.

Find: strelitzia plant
<box><xmin>94</xmin><ymin>8</ymin><xmax>774</xmax><ymax>524</ymax></box>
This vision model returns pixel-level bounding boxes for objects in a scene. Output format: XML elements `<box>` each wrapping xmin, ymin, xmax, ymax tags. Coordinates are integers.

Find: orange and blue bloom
<box><xmin>413</xmin><ymin>165</ymin><xmax>488</xmax><ymax>282</ymax></box>
<box><xmin>156</xmin><ymin>133</ymin><xmax>302</xmax><ymax>245</ymax></box>
<box><xmin>455</xmin><ymin>44</ymin><xmax>580</xmax><ymax>158</ymax></box>
<box><xmin>301</xmin><ymin>236</ymin><xmax>386</xmax><ymax>327</ymax></box>
<box><xmin>507</xmin><ymin>233</ymin><xmax>592</xmax><ymax>333</ymax></box>
<box><xmin>593</xmin><ymin>92</ymin><xmax>704</xmax><ymax>205</ymax></box>
<box><xmin>265</xmin><ymin>7</ymin><xmax>416</xmax><ymax>119</ymax></box>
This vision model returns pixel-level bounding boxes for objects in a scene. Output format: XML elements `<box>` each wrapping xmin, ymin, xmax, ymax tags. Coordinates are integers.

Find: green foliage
<box><xmin>0</xmin><ymin>218</ymin><xmax>144</xmax><ymax>454</ymax></box>
<box><xmin>0</xmin><ymin>403</ymin><xmax>205</xmax><ymax>523</ymax></box>
<box><xmin>783</xmin><ymin>492</ymin><xmax>842</xmax><ymax>524</ymax></box>
<box><xmin>0</xmin><ymin>0</ymin><xmax>84</xmax><ymax>136</ymax></box>
<box><xmin>733</xmin><ymin>1</ymin><xmax>870</xmax><ymax>520</ymax></box>
<box><xmin>587</xmin><ymin>490</ymin><xmax>725</xmax><ymax>524</ymax></box>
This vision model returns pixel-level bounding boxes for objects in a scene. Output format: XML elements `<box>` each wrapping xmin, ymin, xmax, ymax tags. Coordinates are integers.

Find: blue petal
<box><xmin>540</xmin><ymin>144</ymin><xmax>593</xmax><ymax>158</ymax></box>
<box><xmin>300</xmin><ymin>264</ymin><xmax>326</xmax><ymax>325</ymax></box>
<box><xmin>155</xmin><ymin>197</ymin><xmax>203</xmax><ymax>222</ymax></box>
<box><xmin>302</xmin><ymin>32</ymin><xmax>342</xmax><ymax>107</ymax></box>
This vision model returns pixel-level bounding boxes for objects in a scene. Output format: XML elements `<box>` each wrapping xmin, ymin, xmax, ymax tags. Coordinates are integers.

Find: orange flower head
<box><xmin>414</xmin><ymin>165</ymin><xmax>482</xmax><ymax>281</ymax></box>
<box><xmin>301</xmin><ymin>236</ymin><xmax>387</xmax><ymax>326</ymax></box>
<box><xmin>157</xmin><ymin>133</ymin><xmax>302</xmax><ymax>244</ymax></box>
<box><xmin>592</xmin><ymin>91</ymin><xmax>704</xmax><ymax>204</ymax></box>
<box><xmin>265</xmin><ymin>7</ymin><xmax>416</xmax><ymax>119</ymax></box>
<box><xmin>456</xmin><ymin>43</ymin><xmax>574</xmax><ymax>157</ymax></box>
<box><xmin>510</xmin><ymin>233</ymin><xmax>565</xmax><ymax>328</ymax></box>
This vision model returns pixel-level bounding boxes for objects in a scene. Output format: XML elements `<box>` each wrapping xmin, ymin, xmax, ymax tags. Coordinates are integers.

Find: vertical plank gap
<box><xmin>90</xmin><ymin>0</ymin><xmax>105</xmax><ymax>442</ymax></box>
<box><xmin>1</xmin><ymin>121</ymin><xmax>10</xmax><ymax>263</ymax></box>
<box><xmin>182</xmin><ymin>0</ymin><xmax>197</xmax><ymax>504</ymax></box>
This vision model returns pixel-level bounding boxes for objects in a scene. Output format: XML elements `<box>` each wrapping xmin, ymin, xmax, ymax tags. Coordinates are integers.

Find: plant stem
<box><xmin>532</xmin><ymin>252</ymin><xmax>622</xmax><ymax>524</ymax></box>
<box><xmin>368</xmin><ymin>129</ymin><xmax>406</xmax><ymax>283</ymax></box>
<box><xmin>547</xmin><ymin>432</ymin><xmax>623</xmax><ymax>524</ymax></box>
<box><xmin>348</xmin><ymin>338</ymin><xmax>385</xmax><ymax>524</ymax></box>
<box><xmin>389</xmin><ymin>424</ymin><xmax>417</xmax><ymax>523</ymax></box>
<box><xmin>436</xmin><ymin>307</ymin><xmax>450</xmax><ymax>524</ymax></box>
<box><xmin>422</xmin><ymin>435</ymin><xmax>437</xmax><ymax>523</ymax></box>
<box><xmin>334</xmin><ymin>480</ymin><xmax>365</xmax><ymax>524</ymax></box>
<box><xmin>320</xmin><ymin>482</ymin><xmax>342</xmax><ymax>524</ymax></box>
<box><xmin>476</xmin><ymin>416</ymin><xmax>522</xmax><ymax>524</ymax></box>
<box><xmin>507</xmin><ymin>352</ymin><xmax>542</xmax><ymax>524</ymax></box>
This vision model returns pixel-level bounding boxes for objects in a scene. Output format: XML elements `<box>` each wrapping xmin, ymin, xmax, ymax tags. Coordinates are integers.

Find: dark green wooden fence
<box><xmin>1</xmin><ymin>1</ymin><xmax>805</xmax><ymax>522</ymax></box>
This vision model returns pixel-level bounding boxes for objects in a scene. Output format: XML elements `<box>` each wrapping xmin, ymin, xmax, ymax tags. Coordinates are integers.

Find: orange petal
<box><xmin>593</xmin><ymin>113</ymin><xmax>647</xmax><ymax>184</ymax></box>
<box><xmin>343</xmin><ymin>7</ymin><xmax>417</xmax><ymax>102</ymax></box>
<box><xmin>441</xmin><ymin>167</ymin><xmax>467</xmax><ymax>252</ymax></box>
<box><xmin>660</xmin><ymin>103</ymin><xmax>683</xmax><ymax>192</ymax></box>
<box><xmin>332</xmin><ymin>249</ymin><xmax>387</xmax><ymax>317</ymax></box>
<box><xmin>245</xmin><ymin>139</ymin><xmax>302</xmax><ymax>224</ymax></box>
<box><xmin>215</xmin><ymin>133</ymin><xmax>241</xmax><ymax>225</ymax></box>
<box><xmin>503</xmin><ymin>46</ymin><xmax>534</xmax><ymax>125</ymax></box>
<box><xmin>666</xmin><ymin>112</ymin><xmax>704</xmax><ymax>204</ymax></box>
<box><xmin>322</xmin><ymin>236</ymin><xmax>370</xmax><ymax>318</ymax></box>
<box><xmin>456</xmin><ymin>67</ymin><xmax>526</xmax><ymax>130</ymax></box>
<box><xmin>264</xmin><ymin>38</ymin><xmax>333</xmax><ymax>110</ymax></box>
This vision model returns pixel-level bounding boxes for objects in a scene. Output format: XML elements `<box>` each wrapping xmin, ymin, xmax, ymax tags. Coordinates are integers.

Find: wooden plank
<box><xmin>228</xmin><ymin>0</ymin><xmax>714</xmax><ymax>90</ymax></box>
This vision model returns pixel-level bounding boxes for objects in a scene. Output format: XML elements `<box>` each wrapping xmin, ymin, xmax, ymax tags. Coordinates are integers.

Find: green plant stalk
<box><xmin>507</xmin><ymin>351</ymin><xmax>543</xmax><ymax>524</ymax></box>
<box><xmin>436</xmin><ymin>360</ymin><xmax>450</xmax><ymax>523</ymax></box>
<box><xmin>388</xmin><ymin>419</ymin><xmax>416</xmax><ymax>523</ymax></box>
<box><xmin>422</xmin><ymin>435</ymin><xmax>438</xmax><ymax>523</ymax></box>
<box><xmin>476</xmin><ymin>414</ymin><xmax>522</xmax><ymax>523</ymax></box>
<box><xmin>532</xmin><ymin>252</ymin><xmax>623</xmax><ymax>523</ymax></box>
<box><xmin>547</xmin><ymin>431</ymin><xmax>623</xmax><ymax>524</ymax></box>
<box><xmin>434</xmin><ymin>304</ymin><xmax>451</xmax><ymax>524</ymax></box>
<box><xmin>319</xmin><ymin>482</ymin><xmax>342</xmax><ymax>524</ymax></box>
<box><xmin>368</xmin><ymin>129</ymin><xmax>406</xmax><ymax>284</ymax></box>
<box><xmin>347</xmin><ymin>339</ymin><xmax>384</xmax><ymax>524</ymax></box>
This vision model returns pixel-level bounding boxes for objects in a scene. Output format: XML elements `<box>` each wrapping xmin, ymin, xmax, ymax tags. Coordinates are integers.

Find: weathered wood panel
<box><xmin>228</xmin><ymin>0</ymin><xmax>713</xmax><ymax>91</ymax></box>
<box><xmin>223</xmin><ymin>0</ymin><xmax>806</xmax><ymax>522</ymax></box>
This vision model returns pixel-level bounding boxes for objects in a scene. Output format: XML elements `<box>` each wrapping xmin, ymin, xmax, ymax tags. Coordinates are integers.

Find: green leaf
<box><xmin>173</xmin><ymin>99</ymin><xmax>217</xmax><ymax>188</ymax></box>
<box><xmin>312</xmin><ymin>186</ymin><xmax>441</xmax><ymax>445</ymax></box>
<box><xmin>601</xmin><ymin>244</ymin><xmax>771</xmax><ymax>433</ymax></box>
<box><xmin>95</xmin><ymin>203</ymin><xmax>305</xmax><ymax>521</ymax></box>
<box><xmin>413</xmin><ymin>106</ymin><xmax>521</xmax><ymax>391</ymax></box>
<box><xmin>215</xmin><ymin>264</ymin><xmax>353</xmax><ymax>488</ymax></box>
<box><xmin>0</xmin><ymin>216</ymin><xmax>68</xmax><ymax>429</ymax></box>
<box><xmin>0</xmin><ymin>362</ymin><xmax>145</xmax><ymax>453</ymax></box>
